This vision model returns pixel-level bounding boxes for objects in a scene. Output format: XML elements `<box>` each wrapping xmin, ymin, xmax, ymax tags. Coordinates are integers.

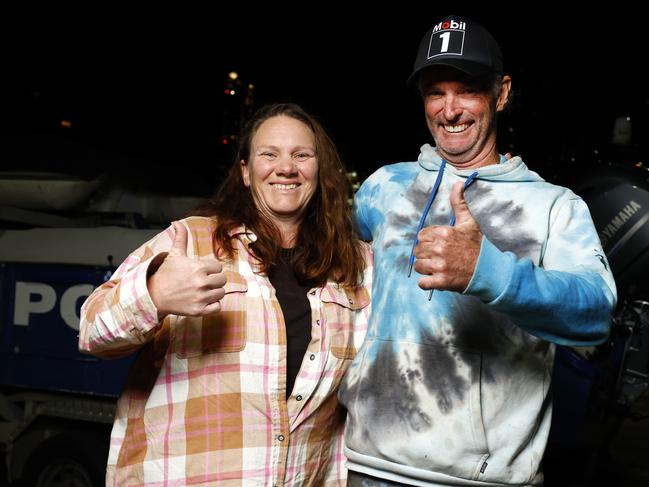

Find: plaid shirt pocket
<box><xmin>173</xmin><ymin>270</ymin><xmax>248</xmax><ymax>357</ymax></box>
<box><xmin>322</xmin><ymin>285</ymin><xmax>370</xmax><ymax>359</ymax></box>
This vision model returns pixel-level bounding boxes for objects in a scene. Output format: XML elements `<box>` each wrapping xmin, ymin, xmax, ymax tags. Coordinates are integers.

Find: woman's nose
<box><xmin>275</xmin><ymin>155</ymin><xmax>298</xmax><ymax>175</ymax></box>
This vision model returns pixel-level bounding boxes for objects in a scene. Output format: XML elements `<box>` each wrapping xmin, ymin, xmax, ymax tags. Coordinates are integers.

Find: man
<box><xmin>338</xmin><ymin>14</ymin><xmax>616</xmax><ymax>486</ymax></box>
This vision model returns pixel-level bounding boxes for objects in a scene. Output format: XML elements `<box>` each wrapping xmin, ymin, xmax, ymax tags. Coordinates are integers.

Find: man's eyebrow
<box><xmin>422</xmin><ymin>85</ymin><xmax>442</xmax><ymax>94</ymax></box>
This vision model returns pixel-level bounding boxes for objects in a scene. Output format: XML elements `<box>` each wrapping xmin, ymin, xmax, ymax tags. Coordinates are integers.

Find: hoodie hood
<box><xmin>418</xmin><ymin>143</ymin><xmax>544</xmax><ymax>182</ymax></box>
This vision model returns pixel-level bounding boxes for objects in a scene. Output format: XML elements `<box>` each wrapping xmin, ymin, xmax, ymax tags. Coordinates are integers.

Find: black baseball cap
<box><xmin>407</xmin><ymin>15</ymin><xmax>503</xmax><ymax>89</ymax></box>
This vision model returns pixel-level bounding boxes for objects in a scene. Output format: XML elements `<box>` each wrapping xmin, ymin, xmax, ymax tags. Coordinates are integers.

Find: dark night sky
<box><xmin>2</xmin><ymin>4</ymin><xmax>646</xmax><ymax>195</ymax></box>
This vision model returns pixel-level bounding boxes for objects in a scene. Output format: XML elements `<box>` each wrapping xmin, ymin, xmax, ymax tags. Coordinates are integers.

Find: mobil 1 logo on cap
<box><xmin>428</xmin><ymin>19</ymin><xmax>466</xmax><ymax>58</ymax></box>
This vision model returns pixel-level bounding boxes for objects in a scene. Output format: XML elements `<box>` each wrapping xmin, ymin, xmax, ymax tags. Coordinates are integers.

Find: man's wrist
<box><xmin>463</xmin><ymin>236</ymin><xmax>515</xmax><ymax>303</ymax></box>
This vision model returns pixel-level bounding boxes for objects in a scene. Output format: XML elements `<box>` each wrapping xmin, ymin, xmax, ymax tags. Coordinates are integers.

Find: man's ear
<box><xmin>241</xmin><ymin>160</ymin><xmax>250</xmax><ymax>187</ymax></box>
<box><xmin>496</xmin><ymin>75</ymin><xmax>512</xmax><ymax>112</ymax></box>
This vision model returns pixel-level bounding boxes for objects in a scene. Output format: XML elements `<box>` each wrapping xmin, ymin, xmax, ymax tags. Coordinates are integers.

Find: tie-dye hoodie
<box><xmin>339</xmin><ymin>144</ymin><xmax>616</xmax><ymax>486</ymax></box>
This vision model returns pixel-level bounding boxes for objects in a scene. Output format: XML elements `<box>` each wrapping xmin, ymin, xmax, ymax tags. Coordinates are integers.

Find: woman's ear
<box><xmin>241</xmin><ymin>160</ymin><xmax>250</xmax><ymax>187</ymax></box>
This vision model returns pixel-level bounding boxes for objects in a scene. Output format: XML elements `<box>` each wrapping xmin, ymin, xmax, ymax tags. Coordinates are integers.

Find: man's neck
<box><xmin>444</xmin><ymin>151</ymin><xmax>501</xmax><ymax>169</ymax></box>
<box><xmin>438</xmin><ymin>140</ymin><xmax>501</xmax><ymax>170</ymax></box>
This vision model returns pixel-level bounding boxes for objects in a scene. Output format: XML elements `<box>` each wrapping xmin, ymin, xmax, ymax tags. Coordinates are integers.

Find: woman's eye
<box><xmin>294</xmin><ymin>152</ymin><xmax>313</xmax><ymax>160</ymax></box>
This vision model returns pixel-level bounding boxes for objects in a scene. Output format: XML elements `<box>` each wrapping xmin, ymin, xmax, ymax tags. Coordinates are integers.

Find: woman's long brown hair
<box><xmin>194</xmin><ymin>103</ymin><xmax>364</xmax><ymax>288</ymax></box>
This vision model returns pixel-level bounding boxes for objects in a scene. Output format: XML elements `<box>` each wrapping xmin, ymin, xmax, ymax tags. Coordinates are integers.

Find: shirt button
<box><xmin>309</xmin><ymin>354</ymin><xmax>316</xmax><ymax>361</ymax></box>
<box><xmin>348</xmin><ymin>298</ymin><xmax>354</xmax><ymax>304</ymax></box>
<box><xmin>310</xmin><ymin>290</ymin><xmax>316</xmax><ymax>295</ymax></box>
<box><xmin>316</xmin><ymin>319</ymin><xmax>320</xmax><ymax>326</ymax></box>
<box><xmin>296</xmin><ymin>395</ymin><xmax>303</xmax><ymax>401</ymax></box>
<box><xmin>277</xmin><ymin>435</ymin><xmax>285</xmax><ymax>442</ymax></box>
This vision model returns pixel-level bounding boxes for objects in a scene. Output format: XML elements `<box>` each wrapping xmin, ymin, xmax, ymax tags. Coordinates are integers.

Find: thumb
<box><xmin>450</xmin><ymin>181</ymin><xmax>474</xmax><ymax>225</ymax></box>
<box><xmin>169</xmin><ymin>222</ymin><xmax>188</xmax><ymax>257</ymax></box>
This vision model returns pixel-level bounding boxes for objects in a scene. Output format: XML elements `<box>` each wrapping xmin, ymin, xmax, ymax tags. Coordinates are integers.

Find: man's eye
<box><xmin>262</xmin><ymin>152</ymin><xmax>276</xmax><ymax>158</ymax></box>
<box><xmin>294</xmin><ymin>152</ymin><xmax>313</xmax><ymax>160</ymax></box>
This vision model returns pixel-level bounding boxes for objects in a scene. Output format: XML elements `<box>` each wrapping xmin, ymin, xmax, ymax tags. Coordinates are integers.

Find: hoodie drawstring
<box><xmin>407</xmin><ymin>161</ymin><xmax>479</xmax><ymax>300</ymax></box>
<box><xmin>407</xmin><ymin>160</ymin><xmax>447</xmax><ymax>278</ymax></box>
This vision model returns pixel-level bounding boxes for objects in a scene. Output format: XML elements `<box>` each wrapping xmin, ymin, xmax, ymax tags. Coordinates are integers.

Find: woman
<box><xmin>78</xmin><ymin>103</ymin><xmax>372</xmax><ymax>486</ymax></box>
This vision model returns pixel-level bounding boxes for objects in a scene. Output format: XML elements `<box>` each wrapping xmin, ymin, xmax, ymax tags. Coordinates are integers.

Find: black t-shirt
<box><xmin>268</xmin><ymin>249</ymin><xmax>312</xmax><ymax>399</ymax></box>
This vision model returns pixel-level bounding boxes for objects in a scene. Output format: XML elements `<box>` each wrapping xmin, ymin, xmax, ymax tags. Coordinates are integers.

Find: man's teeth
<box><xmin>444</xmin><ymin>123</ymin><xmax>469</xmax><ymax>133</ymax></box>
<box><xmin>273</xmin><ymin>184</ymin><xmax>298</xmax><ymax>190</ymax></box>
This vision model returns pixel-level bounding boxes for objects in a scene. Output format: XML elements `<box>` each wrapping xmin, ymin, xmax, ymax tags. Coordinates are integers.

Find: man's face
<box><xmin>420</xmin><ymin>67</ymin><xmax>511</xmax><ymax>168</ymax></box>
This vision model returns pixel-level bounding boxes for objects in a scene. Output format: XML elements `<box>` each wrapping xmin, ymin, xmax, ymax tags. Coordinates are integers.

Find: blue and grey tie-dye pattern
<box><xmin>340</xmin><ymin>145</ymin><xmax>617</xmax><ymax>486</ymax></box>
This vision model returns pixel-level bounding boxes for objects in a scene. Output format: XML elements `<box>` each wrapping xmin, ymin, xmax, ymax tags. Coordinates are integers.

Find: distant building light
<box><xmin>230</xmin><ymin>90</ymin><xmax>236</xmax><ymax>95</ymax></box>
<box><xmin>222</xmin><ymin>138</ymin><xmax>229</xmax><ymax>145</ymax></box>
<box><xmin>229</xmin><ymin>71</ymin><xmax>239</xmax><ymax>80</ymax></box>
<box><xmin>60</xmin><ymin>120</ymin><xmax>72</xmax><ymax>128</ymax></box>
<box><xmin>224</xmin><ymin>89</ymin><xmax>230</xmax><ymax>94</ymax></box>
<box><xmin>248</xmin><ymin>84</ymin><xmax>255</xmax><ymax>89</ymax></box>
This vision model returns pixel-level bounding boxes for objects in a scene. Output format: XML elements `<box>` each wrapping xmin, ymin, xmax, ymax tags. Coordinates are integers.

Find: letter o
<box><xmin>61</xmin><ymin>285</ymin><xmax>95</xmax><ymax>331</ymax></box>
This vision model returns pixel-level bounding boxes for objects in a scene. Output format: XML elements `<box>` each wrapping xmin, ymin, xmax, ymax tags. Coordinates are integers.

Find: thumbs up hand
<box><xmin>413</xmin><ymin>181</ymin><xmax>483</xmax><ymax>292</ymax></box>
<box><xmin>147</xmin><ymin>222</ymin><xmax>227</xmax><ymax>318</ymax></box>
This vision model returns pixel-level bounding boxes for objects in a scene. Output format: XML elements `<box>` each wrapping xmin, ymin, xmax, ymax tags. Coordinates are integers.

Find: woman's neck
<box><xmin>275</xmin><ymin>220</ymin><xmax>299</xmax><ymax>248</ymax></box>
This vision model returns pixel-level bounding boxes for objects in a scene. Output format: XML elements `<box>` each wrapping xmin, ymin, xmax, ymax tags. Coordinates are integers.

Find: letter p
<box><xmin>14</xmin><ymin>282</ymin><xmax>57</xmax><ymax>326</ymax></box>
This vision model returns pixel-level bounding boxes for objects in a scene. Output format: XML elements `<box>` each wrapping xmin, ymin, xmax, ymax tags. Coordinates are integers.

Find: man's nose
<box><xmin>443</xmin><ymin>95</ymin><xmax>462</xmax><ymax>120</ymax></box>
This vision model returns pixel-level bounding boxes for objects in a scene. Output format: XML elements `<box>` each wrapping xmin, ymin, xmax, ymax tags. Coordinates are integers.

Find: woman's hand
<box><xmin>147</xmin><ymin>222</ymin><xmax>226</xmax><ymax>319</ymax></box>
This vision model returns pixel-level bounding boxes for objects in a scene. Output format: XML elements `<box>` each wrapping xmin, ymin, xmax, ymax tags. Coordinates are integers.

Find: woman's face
<box><xmin>242</xmin><ymin>115</ymin><xmax>319</xmax><ymax>227</ymax></box>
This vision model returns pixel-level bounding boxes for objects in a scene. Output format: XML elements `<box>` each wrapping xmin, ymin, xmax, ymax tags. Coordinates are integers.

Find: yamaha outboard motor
<box><xmin>546</xmin><ymin>163</ymin><xmax>649</xmax><ymax>485</ymax></box>
<box><xmin>576</xmin><ymin>164</ymin><xmax>649</xmax><ymax>300</ymax></box>
<box><xmin>576</xmin><ymin>163</ymin><xmax>649</xmax><ymax>407</ymax></box>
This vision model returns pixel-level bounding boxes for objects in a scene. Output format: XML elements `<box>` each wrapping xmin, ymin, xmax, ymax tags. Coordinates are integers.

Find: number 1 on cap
<box><xmin>439</xmin><ymin>32</ymin><xmax>450</xmax><ymax>53</ymax></box>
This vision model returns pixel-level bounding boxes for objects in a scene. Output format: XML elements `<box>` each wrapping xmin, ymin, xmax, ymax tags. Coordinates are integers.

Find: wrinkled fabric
<box><xmin>339</xmin><ymin>146</ymin><xmax>616</xmax><ymax>486</ymax></box>
<box><xmin>79</xmin><ymin>216</ymin><xmax>373</xmax><ymax>486</ymax></box>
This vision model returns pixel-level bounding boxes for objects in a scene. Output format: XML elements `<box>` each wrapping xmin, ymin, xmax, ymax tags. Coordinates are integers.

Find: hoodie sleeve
<box><xmin>464</xmin><ymin>197</ymin><xmax>617</xmax><ymax>346</ymax></box>
<box><xmin>353</xmin><ymin>169</ymin><xmax>385</xmax><ymax>242</ymax></box>
<box><xmin>353</xmin><ymin>181</ymin><xmax>373</xmax><ymax>241</ymax></box>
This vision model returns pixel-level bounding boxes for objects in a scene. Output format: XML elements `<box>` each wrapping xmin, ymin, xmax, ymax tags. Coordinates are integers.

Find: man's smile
<box><xmin>443</xmin><ymin>123</ymin><xmax>471</xmax><ymax>133</ymax></box>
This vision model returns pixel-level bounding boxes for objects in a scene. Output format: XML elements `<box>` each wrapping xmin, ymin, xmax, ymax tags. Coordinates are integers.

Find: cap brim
<box><xmin>407</xmin><ymin>59</ymin><xmax>497</xmax><ymax>90</ymax></box>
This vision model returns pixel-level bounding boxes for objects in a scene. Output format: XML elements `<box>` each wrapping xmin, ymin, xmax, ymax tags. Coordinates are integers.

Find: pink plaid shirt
<box><xmin>79</xmin><ymin>216</ymin><xmax>372</xmax><ymax>486</ymax></box>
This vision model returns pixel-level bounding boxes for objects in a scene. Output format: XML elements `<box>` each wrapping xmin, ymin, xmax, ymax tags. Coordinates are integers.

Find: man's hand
<box><xmin>413</xmin><ymin>181</ymin><xmax>483</xmax><ymax>292</ymax></box>
<box><xmin>148</xmin><ymin>222</ymin><xmax>227</xmax><ymax>318</ymax></box>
